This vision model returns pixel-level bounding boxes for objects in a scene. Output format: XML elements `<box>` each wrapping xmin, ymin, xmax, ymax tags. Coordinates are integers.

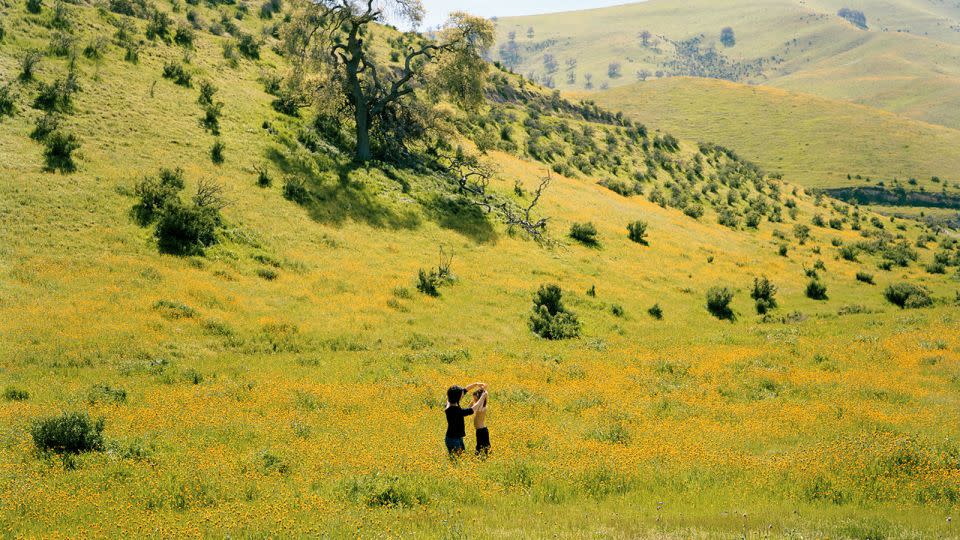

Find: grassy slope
<box><xmin>494</xmin><ymin>0</ymin><xmax>960</xmax><ymax>130</ymax></box>
<box><xmin>1</xmin><ymin>2</ymin><xmax>960</xmax><ymax>538</ymax></box>
<box><xmin>587</xmin><ymin>77</ymin><xmax>960</xmax><ymax>192</ymax></box>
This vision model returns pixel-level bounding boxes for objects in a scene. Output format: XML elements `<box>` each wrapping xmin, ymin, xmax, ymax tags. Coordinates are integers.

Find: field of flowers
<box><xmin>1</xmin><ymin>3</ymin><xmax>959</xmax><ymax>536</ymax></box>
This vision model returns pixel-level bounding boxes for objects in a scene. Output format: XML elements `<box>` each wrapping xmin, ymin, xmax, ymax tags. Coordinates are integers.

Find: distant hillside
<box><xmin>493</xmin><ymin>0</ymin><xmax>960</xmax><ymax>130</ymax></box>
<box><xmin>588</xmin><ymin>78</ymin><xmax>960</xmax><ymax>197</ymax></box>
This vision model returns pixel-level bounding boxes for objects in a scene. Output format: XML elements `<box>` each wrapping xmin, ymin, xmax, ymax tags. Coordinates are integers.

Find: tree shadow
<box><xmin>266</xmin><ymin>146</ymin><xmax>421</xmax><ymax>231</ymax></box>
<box><xmin>423</xmin><ymin>194</ymin><xmax>498</xmax><ymax>245</ymax></box>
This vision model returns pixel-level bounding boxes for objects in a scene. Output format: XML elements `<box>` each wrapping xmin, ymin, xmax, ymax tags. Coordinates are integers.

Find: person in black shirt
<box><xmin>444</xmin><ymin>382</ymin><xmax>486</xmax><ymax>456</ymax></box>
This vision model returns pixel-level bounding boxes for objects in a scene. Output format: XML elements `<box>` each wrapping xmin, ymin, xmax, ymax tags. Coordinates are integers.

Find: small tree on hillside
<box><xmin>720</xmin><ymin>27</ymin><xmax>735</xmax><ymax>47</ymax></box>
<box><xmin>607</xmin><ymin>62</ymin><xmax>622</xmax><ymax>79</ymax></box>
<box><xmin>638</xmin><ymin>30</ymin><xmax>652</xmax><ymax>47</ymax></box>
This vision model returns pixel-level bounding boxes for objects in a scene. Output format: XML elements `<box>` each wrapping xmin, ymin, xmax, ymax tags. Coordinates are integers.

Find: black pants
<box><xmin>475</xmin><ymin>427</ymin><xmax>491</xmax><ymax>457</ymax></box>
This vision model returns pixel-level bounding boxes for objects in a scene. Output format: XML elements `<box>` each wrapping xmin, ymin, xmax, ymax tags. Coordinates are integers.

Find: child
<box><xmin>472</xmin><ymin>388</ymin><xmax>490</xmax><ymax>458</ymax></box>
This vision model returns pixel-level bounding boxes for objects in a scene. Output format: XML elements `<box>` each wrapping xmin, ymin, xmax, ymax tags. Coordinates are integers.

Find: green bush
<box><xmin>145</xmin><ymin>9</ymin><xmax>173</xmax><ymax>42</ymax></box>
<box><xmin>210</xmin><ymin>140</ymin><xmax>225</xmax><ymax>164</ymax></box>
<box><xmin>19</xmin><ymin>51</ymin><xmax>42</xmax><ymax>82</ymax></box>
<box><xmin>282</xmin><ymin>177</ymin><xmax>309</xmax><ymax>203</ymax></box>
<box><xmin>26</xmin><ymin>0</ymin><xmax>43</xmax><ymax>14</ymax></box>
<box><xmin>33</xmin><ymin>73</ymin><xmax>80</xmax><ymax>113</ymax></box>
<box><xmin>706</xmin><ymin>286</ymin><xmax>735</xmax><ymax>320</ymax></box>
<box><xmin>569</xmin><ymin>222</ymin><xmax>598</xmax><ymax>246</ymax></box>
<box><xmin>793</xmin><ymin>224</ymin><xmax>811</xmax><ymax>244</ymax></box>
<box><xmin>31</xmin><ymin>412</ymin><xmax>105</xmax><ymax>454</ymax></box>
<box><xmin>155</xmin><ymin>201</ymin><xmax>221</xmax><ymax>255</ymax></box>
<box><xmin>162</xmin><ymin>61</ymin><xmax>192</xmax><ymax>87</ymax></box>
<box><xmin>0</xmin><ymin>84</ymin><xmax>15</xmax><ymax>118</ymax></box>
<box><xmin>200</xmin><ymin>102</ymin><xmax>222</xmax><ymax>135</ymax></box>
<box><xmin>87</xmin><ymin>383</ymin><xmax>127</xmax><ymax>404</ymax></box>
<box><xmin>683</xmin><ymin>203</ymin><xmax>704</xmax><ymax>219</ymax></box>
<box><xmin>750</xmin><ymin>276</ymin><xmax>777</xmax><ymax>314</ymax></box>
<box><xmin>884</xmin><ymin>283</ymin><xmax>933</xmax><ymax>309</ymax></box>
<box><xmin>805</xmin><ymin>279</ymin><xmax>828</xmax><ymax>300</ymax></box>
<box><xmin>647</xmin><ymin>303</ymin><xmax>663</xmax><ymax>320</ymax></box>
<box><xmin>174</xmin><ymin>23</ymin><xmax>194</xmax><ymax>47</ymax></box>
<box><xmin>415</xmin><ymin>269</ymin><xmax>441</xmax><ymax>297</ymax></box>
<box><xmin>43</xmin><ymin>130</ymin><xmax>80</xmax><ymax>173</ymax></box>
<box><xmin>839</xmin><ymin>245</ymin><xmax>859</xmax><ymax>262</ymax></box>
<box><xmin>83</xmin><ymin>36</ymin><xmax>109</xmax><ymax>60</ymax></box>
<box><xmin>236</xmin><ymin>33</ymin><xmax>260</xmax><ymax>59</ymax></box>
<box><xmin>778</xmin><ymin>244</ymin><xmax>788</xmax><ymax>257</ymax></box>
<box><xmin>51</xmin><ymin>0</ymin><xmax>72</xmax><ymax>29</ymax></box>
<box><xmin>197</xmin><ymin>79</ymin><xmax>217</xmax><ymax>106</ymax></box>
<box><xmin>855</xmin><ymin>272</ymin><xmax>874</xmax><ymax>285</ymax></box>
<box><xmin>610</xmin><ymin>304</ymin><xmax>624</xmax><ymax>317</ymax></box>
<box><xmin>132</xmin><ymin>168</ymin><xmax>185</xmax><ymax>224</ymax></box>
<box><xmin>529</xmin><ymin>284</ymin><xmax>581</xmax><ymax>340</ymax></box>
<box><xmin>626</xmin><ymin>220</ymin><xmax>648</xmax><ymax>245</ymax></box>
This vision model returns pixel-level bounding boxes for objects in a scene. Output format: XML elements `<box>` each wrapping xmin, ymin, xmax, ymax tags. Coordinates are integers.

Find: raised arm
<box><xmin>471</xmin><ymin>390</ymin><xmax>488</xmax><ymax>412</ymax></box>
<box><xmin>463</xmin><ymin>382</ymin><xmax>485</xmax><ymax>392</ymax></box>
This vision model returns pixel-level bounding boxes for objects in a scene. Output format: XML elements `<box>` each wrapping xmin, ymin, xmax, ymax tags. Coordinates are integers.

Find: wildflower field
<box><xmin>1</xmin><ymin>0</ymin><xmax>960</xmax><ymax>537</ymax></box>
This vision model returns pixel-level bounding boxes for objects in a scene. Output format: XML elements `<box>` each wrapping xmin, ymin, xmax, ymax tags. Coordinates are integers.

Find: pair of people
<box><xmin>444</xmin><ymin>382</ymin><xmax>490</xmax><ymax>458</ymax></box>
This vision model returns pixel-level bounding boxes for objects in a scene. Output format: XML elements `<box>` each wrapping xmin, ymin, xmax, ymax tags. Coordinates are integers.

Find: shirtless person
<box><xmin>472</xmin><ymin>388</ymin><xmax>490</xmax><ymax>458</ymax></box>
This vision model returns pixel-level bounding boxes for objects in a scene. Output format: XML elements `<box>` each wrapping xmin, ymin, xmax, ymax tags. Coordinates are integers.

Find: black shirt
<box><xmin>444</xmin><ymin>405</ymin><xmax>473</xmax><ymax>438</ymax></box>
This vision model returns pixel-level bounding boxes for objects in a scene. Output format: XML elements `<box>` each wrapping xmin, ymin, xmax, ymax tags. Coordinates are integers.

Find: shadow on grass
<box><xmin>423</xmin><ymin>194</ymin><xmax>498</xmax><ymax>245</ymax></box>
<box><xmin>267</xmin><ymin>142</ymin><xmax>500</xmax><ymax>244</ymax></box>
<box><xmin>267</xmin><ymin>146</ymin><xmax>421</xmax><ymax>231</ymax></box>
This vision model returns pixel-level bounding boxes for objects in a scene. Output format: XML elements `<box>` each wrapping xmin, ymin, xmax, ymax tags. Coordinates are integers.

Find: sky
<box><xmin>416</xmin><ymin>0</ymin><xmax>641</xmax><ymax>29</ymax></box>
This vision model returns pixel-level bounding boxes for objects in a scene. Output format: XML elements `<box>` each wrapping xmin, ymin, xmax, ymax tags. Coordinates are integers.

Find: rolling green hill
<box><xmin>587</xmin><ymin>77</ymin><xmax>960</xmax><ymax>195</ymax></box>
<box><xmin>2</xmin><ymin>0</ymin><xmax>960</xmax><ymax>537</ymax></box>
<box><xmin>493</xmin><ymin>0</ymin><xmax>960</xmax><ymax>130</ymax></box>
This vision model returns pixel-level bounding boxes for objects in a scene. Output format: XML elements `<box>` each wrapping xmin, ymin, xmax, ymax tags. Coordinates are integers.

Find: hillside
<box><xmin>493</xmin><ymin>0</ymin><xmax>960</xmax><ymax>130</ymax></box>
<box><xmin>587</xmin><ymin>77</ymin><xmax>960</xmax><ymax>196</ymax></box>
<box><xmin>2</xmin><ymin>0</ymin><xmax>960</xmax><ymax>537</ymax></box>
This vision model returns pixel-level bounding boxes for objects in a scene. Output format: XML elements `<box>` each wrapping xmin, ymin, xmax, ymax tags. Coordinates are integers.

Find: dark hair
<box><xmin>447</xmin><ymin>385</ymin><xmax>465</xmax><ymax>404</ymax></box>
<box><xmin>473</xmin><ymin>389</ymin><xmax>484</xmax><ymax>399</ymax></box>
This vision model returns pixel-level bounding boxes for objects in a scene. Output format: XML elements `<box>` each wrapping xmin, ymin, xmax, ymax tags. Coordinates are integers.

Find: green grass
<box><xmin>1</xmin><ymin>0</ymin><xmax>960</xmax><ymax>537</ymax></box>
<box><xmin>587</xmin><ymin>77</ymin><xmax>960</xmax><ymax>193</ymax></box>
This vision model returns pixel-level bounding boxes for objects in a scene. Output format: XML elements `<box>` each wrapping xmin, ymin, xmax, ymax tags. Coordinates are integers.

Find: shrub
<box><xmin>856</xmin><ymin>271</ymin><xmax>874</xmax><ymax>284</ymax></box>
<box><xmin>610</xmin><ymin>304</ymin><xmax>624</xmax><ymax>317</ymax></box>
<box><xmin>745</xmin><ymin>211</ymin><xmax>762</xmax><ymax>229</ymax></box>
<box><xmin>706</xmin><ymin>286</ymin><xmax>735</xmax><ymax>320</ymax></box>
<box><xmin>717</xmin><ymin>208</ymin><xmax>739</xmax><ymax>229</ymax></box>
<box><xmin>259</xmin><ymin>0</ymin><xmax>281</xmax><ymax>18</ymax></box>
<box><xmin>19</xmin><ymin>51</ymin><xmax>42</xmax><ymax>82</ymax></box>
<box><xmin>43</xmin><ymin>130</ymin><xmax>80</xmax><ymax>173</ymax></box>
<box><xmin>778</xmin><ymin>244</ymin><xmax>788</xmax><ymax>257</ymax></box>
<box><xmin>805</xmin><ymin>279</ymin><xmax>828</xmax><ymax>300</ymax></box>
<box><xmin>154</xmin><ymin>201</ymin><xmax>221</xmax><ymax>255</ymax></box>
<box><xmin>0</xmin><ymin>84</ymin><xmax>15</xmax><ymax>119</ymax></box>
<box><xmin>683</xmin><ymin>203</ymin><xmax>704</xmax><ymax>219</ymax></box>
<box><xmin>132</xmin><ymin>168</ymin><xmax>184</xmax><ymax>224</ymax></box>
<box><xmin>529</xmin><ymin>284</ymin><xmax>581</xmax><ymax>340</ymax></box>
<box><xmin>174</xmin><ymin>23</ymin><xmax>194</xmax><ymax>47</ymax></box>
<box><xmin>51</xmin><ymin>0</ymin><xmax>71</xmax><ymax>29</ymax></box>
<box><xmin>926</xmin><ymin>262</ymin><xmax>946</xmax><ymax>275</ymax></box>
<box><xmin>626</xmin><ymin>220</ymin><xmax>648</xmax><ymax>245</ymax></box>
<box><xmin>236</xmin><ymin>33</ymin><xmax>260</xmax><ymax>59</ymax></box>
<box><xmin>200</xmin><ymin>102</ymin><xmax>222</xmax><ymax>135</ymax></box>
<box><xmin>0</xmin><ymin>21</ymin><xmax>4</xmax><ymax>42</ymax></box>
<box><xmin>82</xmin><ymin>37</ymin><xmax>109</xmax><ymax>60</ymax></box>
<box><xmin>222</xmin><ymin>41</ymin><xmax>240</xmax><ymax>67</ymax></box>
<box><xmin>884</xmin><ymin>283</ymin><xmax>933</xmax><ymax>309</ymax></box>
<box><xmin>31</xmin><ymin>412</ymin><xmax>105</xmax><ymax>454</ymax></box>
<box><xmin>647</xmin><ymin>303</ymin><xmax>663</xmax><ymax>320</ymax></box>
<box><xmin>255</xmin><ymin>165</ymin><xmax>272</xmax><ymax>187</ymax></box>
<box><xmin>33</xmin><ymin>73</ymin><xmax>79</xmax><ymax>112</ymax></box>
<box><xmin>812</xmin><ymin>214</ymin><xmax>826</xmax><ymax>227</ymax></box>
<box><xmin>750</xmin><ymin>276</ymin><xmax>777</xmax><ymax>314</ymax></box>
<box><xmin>197</xmin><ymin>79</ymin><xmax>217</xmax><ymax>106</ymax></box>
<box><xmin>793</xmin><ymin>224</ymin><xmax>811</xmax><ymax>244</ymax></box>
<box><xmin>210</xmin><ymin>140</ymin><xmax>225</xmax><ymax>164</ymax></box>
<box><xmin>271</xmin><ymin>92</ymin><xmax>301</xmax><ymax>116</ymax></box>
<box><xmin>145</xmin><ymin>9</ymin><xmax>173</xmax><ymax>42</ymax></box>
<box><xmin>162</xmin><ymin>61</ymin><xmax>192</xmax><ymax>87</ymax></box>
<box><xmin>282</xmin><ymin>176</ymin><xmax>309</xmax><ymax>203</ymax></box>
<box><xmin>27</xmin><ymin>0</ymin><xmax>43</xmax><ymax>14</ymax></box>
<box><xmin>569</xmin><ymin>222</ymin><xmax>598</xmax><ymax>246</ymax></box>
<box><xmin>416</xmin><ymin>269</ymin><xmax>441</xmax><ymax>297</ymax></box>
<box><xmin>3</xmin><ymin>387</ymin><xmax>29</xmax><ymax>401</ymax></box>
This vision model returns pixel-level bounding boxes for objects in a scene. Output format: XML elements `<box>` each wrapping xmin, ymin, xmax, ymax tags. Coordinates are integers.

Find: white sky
<box><xmin>416</xmin><ymin>0</ymin><xmax>642</xmax><ymax>29</ymax></box>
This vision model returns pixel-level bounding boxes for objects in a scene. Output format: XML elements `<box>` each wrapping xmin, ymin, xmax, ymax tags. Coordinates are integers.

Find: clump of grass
<box><xmin>343</xmin><ymin>473</ymin><xmax>428</xmax><ymax>508</ymax></box>
<box><xmin>282</xmin><ymin>176</ymin><xmax>309</xmax><ymax>203</ymax></box>
<box><xmin>856</xmin><ymin>271</ymin><xmax>874</xmax><ymax>284</ymax></box>
<box><xmin>153</xmin><ymin>299</ymin><xmax>198</xmax><ymax>319</ymax></box>
<box><xmin>3</xmin><ymin>387</ymin><xmax>29</xmax><ymax>401</ymax></box>
<box><xmin>87</xmin><ymin>383</ymin><xmax>127</xmax><ymax>404</ymax></box>
<box><xmin>31</xmin><ymin>412</ymin><xmax>105</xmax><ymax>454</ymax></box>
<box><xmin>529</xmin><ymin>283</ymin><xmax>581</xmax><ymax>340</ymax></box>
